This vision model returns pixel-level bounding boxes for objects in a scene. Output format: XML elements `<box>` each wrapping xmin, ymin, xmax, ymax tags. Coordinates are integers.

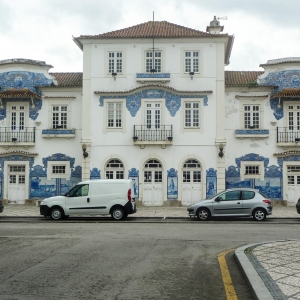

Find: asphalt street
<box><xmin>0</xmin><ymin>218</ymin><xmax>300</xmax><ymax>299</ymax></box>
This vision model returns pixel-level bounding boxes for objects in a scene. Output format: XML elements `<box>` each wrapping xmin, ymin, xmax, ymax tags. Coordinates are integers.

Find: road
<box><xmin>0</xmin><ymin>218</ymin><xmax>299</xmax><ymax>300</ymax></box>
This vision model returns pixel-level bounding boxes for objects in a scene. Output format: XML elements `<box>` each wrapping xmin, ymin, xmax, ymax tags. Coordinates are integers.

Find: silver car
<box><xmin>187</xmin><ymin>188</ymin><xmax>272</xmax><ymax>221</ymax></box>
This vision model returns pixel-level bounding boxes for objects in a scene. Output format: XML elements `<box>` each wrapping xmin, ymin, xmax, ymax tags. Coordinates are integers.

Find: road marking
<box><xmin>218</xmin><ymin>249</ymin><xmax>238</xmax><ymax>300</ymax></box>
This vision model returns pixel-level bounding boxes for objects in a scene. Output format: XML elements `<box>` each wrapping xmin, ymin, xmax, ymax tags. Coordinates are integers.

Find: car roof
<box><xmin>225</xmin><ymin>188</ymin><xmax>258</xmax><ymax>192</ymax></box>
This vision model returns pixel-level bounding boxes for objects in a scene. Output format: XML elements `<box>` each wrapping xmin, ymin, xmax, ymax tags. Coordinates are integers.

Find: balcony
<box><xmin>136</xmin><ymin>73</ymin><xmax>170</xmax><ymax>83</ymax></box>
<box><xmin>0</xmin><ymin>127</ymin><xmax>35</xmax><ymax>148</ymax></box>
<box><xmin>277</xmin><ymin>127</ymin><xmax>300</xmax><ymax>146</ymax></box>
<box><xmin>133</xmin><ymin>125</ymin><xmax>173</xmax><ymax>148</ymax></box>
<box><xmin>42</xmin><ymin>128</ymin><xmax>76</xmax><ymax>139</ymax></box>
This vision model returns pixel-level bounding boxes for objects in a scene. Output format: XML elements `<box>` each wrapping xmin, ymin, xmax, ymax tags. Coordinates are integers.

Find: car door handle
<box><xmin>237</xmin><ymin>202</ymin><xmax>241</xmax><ymax>204</ymax></box>
<box><xmin>87</xmin><ymin>198</ymin><xmax>90</xmax><ymax>203</ymax></box>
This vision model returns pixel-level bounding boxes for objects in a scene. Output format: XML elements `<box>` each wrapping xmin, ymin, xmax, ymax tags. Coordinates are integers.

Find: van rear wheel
<box><xmin>111</xmin><ymin>207</ymin><xmax>125</xmax><ymax>220</ymax></box>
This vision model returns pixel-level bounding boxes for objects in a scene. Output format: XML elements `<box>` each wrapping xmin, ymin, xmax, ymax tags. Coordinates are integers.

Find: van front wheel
<box><xmin>111</xmin><ymin>207</ymin><xmax>125</xmax><ymax>221</ymax></box>
<box><xmin>50</xmin><ymin>207</ymin><xmax>64</xmax><ymax>220</ymax></box>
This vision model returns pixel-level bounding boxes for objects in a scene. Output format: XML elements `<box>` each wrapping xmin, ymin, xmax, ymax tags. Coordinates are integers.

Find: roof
<box><xmin>48</xmin><ymin>72</ymin><xmax>82</xmax><ymax>87</ymax></box>
<box><xmin>77</xmin><ymin>21</ymin><xmax>229</xmax><ymax>39</ymax></box>
<box><xmin>0</xmin><ymin>88</ymin><xmax>40</xmax><ymax>98</ymax></box>
<box><xmin>225</xmin><ymin>71</ymin><xmax>264</xmax><ymax>87</ymax></box>
<box><xmin>270</xmin><ymin>88</ymin><xmax>300</xmax><ymax>98</ymax></box>
<box><xmin>41</xmin><ymin>71</ymin><xmax>269</xmax><ymax>88</ymax></box>
<box><xmin>0</xmin><ymin>58</ymin><xmax>53</xmax><ymax>68</ymax></box>
<box><xmin>260</xmin><ymin>57</ymin><xmax>300</xmax><ymax>67</ymax></box>
<box><xmin>74</xmin><ymin>21</ymin><xmax>234</xmax><ymax>65</ymax></box>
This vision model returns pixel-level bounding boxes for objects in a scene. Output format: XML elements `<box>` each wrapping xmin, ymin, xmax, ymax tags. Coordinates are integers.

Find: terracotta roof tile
<box><xmin>0</xmin><ymin>88</ymin><xmax>40</xmax><ymax>98</ymax></box>
<box><xmin>270</xmin><ymin>88</ymin><xmax>300</xmax><ymax>98</ymax></box>
<box><xmin>48</xmin><ymin>72</ymin><xmax>82</xmax><ymax>87</ymax></box>
<box><xmin>225</xmin><ymin>71</ymin><xmax>264</xmax><ymax>87</ymax></box>
<box><xmin>44</xmin><ymin>71</ymin><xmax>269</xmax><ymax>89</ymax></box>
<box><xmin>78</xmin><ymin>21</ymin><xmax>228</xmax><ymax>39</ymax></box>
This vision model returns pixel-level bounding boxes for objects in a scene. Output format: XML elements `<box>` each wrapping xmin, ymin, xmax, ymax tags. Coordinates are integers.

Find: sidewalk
<box><xmin>0</xmin><ymin>203</ymin><xmax>297</xmax><ymax>218</ymax></box>
<box><xmin>236</xmin><ymin>240</ymin><xmax>300</xmax><ymax>300</ymax></box>
<box><xmin>1</xmin><ymin>204</ymin><xmax>300</xmax><ymax>299</ymax></box>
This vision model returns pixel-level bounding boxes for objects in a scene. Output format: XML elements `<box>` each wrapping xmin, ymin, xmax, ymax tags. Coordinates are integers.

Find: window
<box><xmin>47</xmin><ymin>161</ymin><xmax>70</xmax><ymax>180</ymax></box>
<box><xmin>245</xmin><ymin>165</ymin><xmax>260</xmax><ymax>175</ymax></box>
<box><xmin>244</xmin><ymin>105</ymin><xmax>260</xmax><ymax>129</ymax></box>
<box><xmin>52</xmin><ymin>165</ymin><xmax>66</xmax><ymax>174</ymax></box>
<box><xmin>52</xmin><ymin>105</ymin><xmax>67</xmax><ymax>129</ymax></box>
<box><xmin>242</xmin><ymin>191</ymin><xmax>255</xmax><ymax>200</ymax></box>
<box><xmin>184</xmin><ymin>51</ymin><xmax>200</xmax><ymax>73</ymax></box>
<box><xmin>69</xmin><ymin>184</ymin><xmax>89</xmax><ymax>197</ymax></box>
<box><xmin>287</xmin><ymin>105</ymin><xmax>300</xmax><ymax>130</ymax></box>
<box><xmin>184</xmin><ymin>102</ymin><xmax>200</xmax><ymax>128</ymax></box>
<box><xmin>107</xmin><ymin>103</ymin><xmax>122</xmax><ymax>128</ymax></box>
<box><xmin>108</xmin><ymin>52</ymin><xmax>123</xmax><ymax>74</ymax></box>
<box><xmin>105</xmin><ymin>159</ymin><xmax>124</xmax><ymax>179</ymax></box>
<box><xmin>220</xmin><ymin>190</ymin><xmax>241</xmax><ymax>201</ymax></box>
<box><xmin>145</xmin><ymin>51</ymin><xmax>162</xmax><ymax>73</ymax></box>
<box><xmin>241</xmin><ymin>161</ymin><xmax>264</xmax><ymax>181</ymax></box>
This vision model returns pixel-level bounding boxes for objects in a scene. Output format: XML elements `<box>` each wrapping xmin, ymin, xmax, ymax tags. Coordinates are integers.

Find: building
<box><xmin>1</xmin><ymin>17</ymin><xmax>300</xmax><ymax>206</ymax></box>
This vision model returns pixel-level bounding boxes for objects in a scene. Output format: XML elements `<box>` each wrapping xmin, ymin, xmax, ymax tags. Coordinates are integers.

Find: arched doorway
<box><xmin>181</xmin><ymin>159</ymin><xmax>202</xmax><ymax>206</ymax></box>
<box><xmin>143</xmin><ymin>159</ymin><xmax>163</xmax><ymax>206</ymax></box>
<box><xmin>105</xmin><ymin>159</ymin><xmax>124</xmax><ymax>179</ymax></box>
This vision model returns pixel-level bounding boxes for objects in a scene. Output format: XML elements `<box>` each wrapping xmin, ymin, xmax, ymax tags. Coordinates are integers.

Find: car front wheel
<box><xmin>111</xmin><ymin>207</ymin><xmax>125</xmax><ymax>220</ymax></box>
<box><xmin>253</xmin><ymin>208</ymin><xmax>266</xmax><ymax>221</ymax></box>
<box><xmin>196</xmin><ymin>208</ymin><xmax>211</xmax><ymax>221</ymax></box>
<box><xmin>50</xmin><ymin>207</ymin><xmax>64</xmax><ymax>220</ymax></box>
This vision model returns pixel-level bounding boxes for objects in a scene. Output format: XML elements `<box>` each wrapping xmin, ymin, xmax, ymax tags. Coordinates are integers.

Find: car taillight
<box><xmin>127</xmin><ymin>189</ymin><xmax>131</xmax><ymax>202</ymax></box>
<box><xmin>263</xmin><ymin>199</ymin><xmax>271</xmax><ymax>205</ymax></box>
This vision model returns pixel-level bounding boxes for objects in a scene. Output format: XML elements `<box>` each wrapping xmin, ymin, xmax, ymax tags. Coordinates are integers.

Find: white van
<box><xmin>40</xmin><ymin>179</ymin><xmax>137</xmax><ymax>220</ymax></box>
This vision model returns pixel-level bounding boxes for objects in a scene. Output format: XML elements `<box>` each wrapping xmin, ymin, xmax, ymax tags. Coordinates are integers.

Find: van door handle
<box><xmin>87</xmin><ymin>198</ymin><xmax>90</xmax><ymax>203</ymax></box>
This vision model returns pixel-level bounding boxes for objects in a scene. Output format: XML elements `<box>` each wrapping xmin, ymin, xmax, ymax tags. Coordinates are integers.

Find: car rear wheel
<box><xmin>196</xmin><ymin>208</ymin><xmax>211</xmax><ymax>221</ymax></box>
<box><xmin>50</xmin><ymin>207</ymin><xmax>64</xmax><ymax>220</ymax></box>
<box><xmin>111</xmin><ymin>207</ymin><xmax>125</xmax><ymax>220</ymax></box>
<box><xmin>253</xmin><ymin>208</ymin><xmax>266</xmax><ymax>221</ymax></box>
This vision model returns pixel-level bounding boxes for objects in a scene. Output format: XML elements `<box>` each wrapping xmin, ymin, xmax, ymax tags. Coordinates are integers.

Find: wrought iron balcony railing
<box><xmin>133</xmin><ymin>125</ymin><xmax>173</xmax><ymax>142</ymax></box>
<box><xmin>277</xmin><ymin>127</ymin><xmax>300</xmax><ymax>143</ymax></box>
<box><xmin>0</xmin><ymin>127</ymin><xmax>36</xmax><ymax>143</ymax></box>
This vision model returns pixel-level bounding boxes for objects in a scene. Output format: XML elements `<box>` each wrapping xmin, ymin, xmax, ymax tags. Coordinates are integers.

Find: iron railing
<box><xmin>277</xmin><ymin>127</ymin><xmax>300</xmax><ymax>143</ymax></box>
<box><xmin>133</xmin><ymin>125</ymin><xmax>173</xmax><ymax>142</ymax></box>
<box><xmin>0</xmin><ymin>127</ymin><xmax>36</xmax><ymax>143</ymax></box>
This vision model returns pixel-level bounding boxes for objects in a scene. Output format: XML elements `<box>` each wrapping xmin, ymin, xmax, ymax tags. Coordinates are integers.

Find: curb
<box><xmin>235</xmin><ymin>243</ymin><xmax>273</xmax><ymax>300</ymax></box>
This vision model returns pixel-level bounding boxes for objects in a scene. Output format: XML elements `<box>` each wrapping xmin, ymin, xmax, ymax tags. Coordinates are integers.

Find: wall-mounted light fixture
<box><xmin>112</xmin><ymin>72</ymin><xmax>117</xmax><ymax>81</ymax></box>
<box><xmin>189</xmin><ymin>71</ymin><xmax>194</xmax><ymax>80</ymax></box>
<box><xmin>295</xmin><ymin>138</ymin><xmax>300</xmax><ymax>143</ymax></box>
<box><xmin>218</xmin><ymin>143</ymin><xmax>224</xmax><ymax>158</ymax></box>
<box><xmin>82</xmin><ymin>143</ymin><xmax>88</xmax><ymax>158</ymax></box>
<box><xmin>12</xmin><ymin>138</ymin><xmax>17</xmax><ymax>142</ymax></box>
<box><xmin>133</xmin><ymin>136</ymin><xmax>138</xmax><ymax>142</ymax></box>
<box><xmin>167</xmin><ymin>136</ymin><xmax>173</xmax><ymax>141</ymax></box>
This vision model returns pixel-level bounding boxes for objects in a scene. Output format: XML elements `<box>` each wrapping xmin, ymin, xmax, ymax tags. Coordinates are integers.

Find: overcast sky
<box><xmin>1</xmin><ymin>0</ymin><xmax>299</xmax><ymax>72</ymax></box>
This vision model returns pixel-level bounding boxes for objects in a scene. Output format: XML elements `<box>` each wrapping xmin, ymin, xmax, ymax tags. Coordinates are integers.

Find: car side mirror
<box><xmin>215</xmin><ymin>197</ymin><xmax>221</xmax><ymax>202</ymax></box>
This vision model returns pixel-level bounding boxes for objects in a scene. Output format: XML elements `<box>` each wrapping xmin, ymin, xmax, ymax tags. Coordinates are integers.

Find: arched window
<box><xmin>144</xmin><ymin>159</ymin><xmax>162</xmax><ymax>183</ymax></box>
<box><xmin>105</xmin><ymin>159</ymin><xmax>124</xmax><ymax>179</ymax></box>
<box><xmin>182</xmin><ymin>159</ymin><xmax>201</xmax><ymax>183</ymax></box>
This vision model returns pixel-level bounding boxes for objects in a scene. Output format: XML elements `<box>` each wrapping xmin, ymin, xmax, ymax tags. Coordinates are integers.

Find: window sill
<box><xmin>136</xmin><ymin>73</ymin><xmax>170</xmax><ymax>83</ymax></box>
<box><xmin>42</xmin><ymin>129</ymin><xmax>75</xmax><ymax>139</ymax></box>
<box><xmin>235</xmin><ymin>129</ymin><xmax>269</xmax><ymax>138</ymax></box>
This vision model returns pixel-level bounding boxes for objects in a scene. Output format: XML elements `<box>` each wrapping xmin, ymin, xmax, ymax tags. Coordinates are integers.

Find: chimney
<box><xmin>206</xmin><ymin>16</ymin><xmax>224</xmax><ymax>34</ymax></box>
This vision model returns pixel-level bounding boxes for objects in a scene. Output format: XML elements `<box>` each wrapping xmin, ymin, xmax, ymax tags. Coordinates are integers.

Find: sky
<box><xmin>1</xmin><ymin>0</ymin><xmax>300</xmax><ymax>73</ymax></box>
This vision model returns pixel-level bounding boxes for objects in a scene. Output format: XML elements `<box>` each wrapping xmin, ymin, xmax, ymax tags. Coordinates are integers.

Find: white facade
<box><xmin>1</xmin><ymin>20</ymin><xmax>300</xmax><ymax>206</ymax></box>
